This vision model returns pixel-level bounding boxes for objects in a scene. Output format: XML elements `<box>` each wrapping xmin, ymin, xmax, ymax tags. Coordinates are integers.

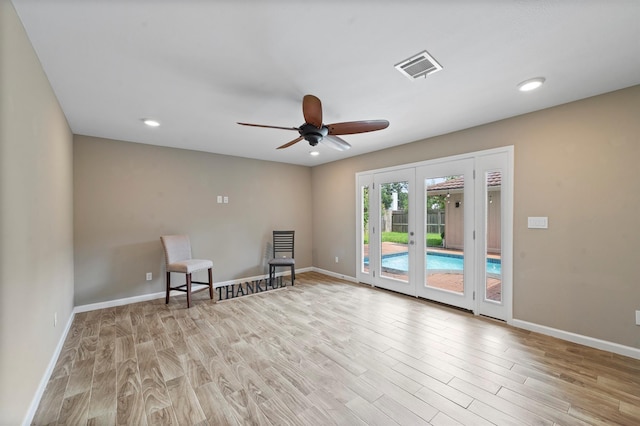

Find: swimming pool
<box><xmin>366</xmin><ymin>252</ymin><xmax>501</xmax><ymax>274</ymax></box>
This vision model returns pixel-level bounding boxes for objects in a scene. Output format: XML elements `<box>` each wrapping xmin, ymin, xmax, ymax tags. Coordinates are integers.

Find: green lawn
<box><xmin>364</xmin><ymin>231</ymin><xmax>442</xmax><ymax>247</ymax></box>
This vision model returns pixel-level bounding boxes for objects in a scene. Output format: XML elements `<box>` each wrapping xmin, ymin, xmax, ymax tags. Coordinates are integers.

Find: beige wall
<box><xmin>74</xmin><ymin>136</ymin><xmax>312</xmax><ymax>306</ymax></box>
<box><xmin>3</xmin><ymin>0</ymin><xmax>639</xmax><ymax>418</ymax></box>
<box><xmin>0</xmin><ymin>1</ymin><xmax>75</xmax><ymax>423</ymax></box>
<box><xmin>312</xmin><ymin>85</ymin><xmax>640</xmax><ymax>349</ymax></box>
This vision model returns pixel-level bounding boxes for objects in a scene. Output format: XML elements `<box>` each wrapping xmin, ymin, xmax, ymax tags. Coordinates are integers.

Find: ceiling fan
<box><xmin>238</xmin><ymin>94</ymin><xmax>389</xmax><ymax>151</ymax></box>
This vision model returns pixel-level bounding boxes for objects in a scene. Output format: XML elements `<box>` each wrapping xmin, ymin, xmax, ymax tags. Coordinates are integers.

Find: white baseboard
<box><xmin>74</xmin><ymin>267</ymin><xmax>315</xmax><ymax>313</ymax></box>
<box><xmin>310</xmin><ymin>269</ymin><xmax>640</xmax><ymax>360</ymax></box>
<box><xmin>33</xmin><ymin>267</ymin><xmax>313</xmax><ymax>422</ymax></box>
<box><xmin>74</xmin><ymin>291</ymin><xmax>166</xmax><ymax>313</ymax></box>
<box><xmin>295</xmin><ymin>266</ymin><xmax>314</xmax><ymax>275</ymax></box>
<box><xmin>41</xmin><ymin>269</ymin><xmax>638</xmax><ymax>426</ymax></box>
<box><xmin>22</xmin><ymin>311</ymin><xmax>76</xmax><ymax>426</ymax></box>
<box><xmin>214</xmin><ymin>267</ymin><xmax>313</xmax><ymax>288</ymax></box>
<box><xmin>311</xmin><ymin>267</ymin><xmax>358</xmax><ymax>283</ymax></box>
<box><xmin>511</xmin><ymin>319</ymin><xmax>640</xmax><ymax>360</ymax></box>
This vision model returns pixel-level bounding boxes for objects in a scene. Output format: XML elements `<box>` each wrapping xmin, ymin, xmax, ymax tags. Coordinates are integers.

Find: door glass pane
<box><xmin>379</xmin><ymin>181</ymin><xmax>409</xmax><ymax>282</ymax></box>
<box><xmin>361</xmin><ymin>184</ymin><xmax>370</xmax><ymax>274</ymax></box>
<box><xmin>485</xmin><ymin>171</ymin><xmax>502</xmax><ymax>302</ymax></box>
<box><xmin>425</xmin><ymin>175</ymin><xmax>464</xmax><ymax>294</ymax></box>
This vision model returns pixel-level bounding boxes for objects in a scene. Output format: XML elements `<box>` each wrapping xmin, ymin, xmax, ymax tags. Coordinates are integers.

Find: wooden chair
<box><xmin>160</xmin><ymin>235</ymin><xmax>213</xmax><ymax>308</ymax></box>
<box><xmin>268</xmin><ymin>230</ymin><xmax>295</xmax><ymax>286</ymax></box>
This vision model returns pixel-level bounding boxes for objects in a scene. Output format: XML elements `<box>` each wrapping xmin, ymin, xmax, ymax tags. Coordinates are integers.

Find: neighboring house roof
<box><xmin>427</xmin><ymin>171</ymin><xmax>501</xmax><ymax>191</ymax></box>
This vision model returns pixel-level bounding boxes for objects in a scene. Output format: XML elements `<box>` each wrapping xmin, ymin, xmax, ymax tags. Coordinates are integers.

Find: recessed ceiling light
<box><xmin>310</xmin><ymin>150</ymin><xmax>320</xmax><ymax>156</ymax></box>
<box><xmin>142</xmin><ymin>118</ymin><xmax>160</xmax><ymax>127</ymax></box>
<box><xmin>517</xmin><ymin>77</ymin><xmax>545</xmax><ymax>92</ymax></box>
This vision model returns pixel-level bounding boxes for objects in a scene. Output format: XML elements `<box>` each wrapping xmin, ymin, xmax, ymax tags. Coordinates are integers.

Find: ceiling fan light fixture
<box><xmin>517</xmin><ymin>77</ymin><xmax>545</xmax><ymax>92</ymax></box>
<box><xmin>142</xmin><ymin>118</ymin><xmax>160</xmax><ymax>127</ymax></box>
<box><xmin>309</xmin><ymin>150</ymin><xmax>319</xmax><ymax>156</ymax></box>
<box><xmin>302</xmin><ymin>126</ymin><xmax>327</xmax><ymax>146</ymax></box>
<box><xmin>305</xmin><ymin>135</ymin><xmax>321</xmax><ymax>146</ymax></box>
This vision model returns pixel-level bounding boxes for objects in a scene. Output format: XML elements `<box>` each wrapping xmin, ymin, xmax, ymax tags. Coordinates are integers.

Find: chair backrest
<box><xmin>160</xmin><ymin>235</ymin><xmax>192</xmax><ymax>264</ymax></box>
<box><xmin>273</xmin><ymin>230</ymin><xmax>294</xmax><ymax>258</ymax></box>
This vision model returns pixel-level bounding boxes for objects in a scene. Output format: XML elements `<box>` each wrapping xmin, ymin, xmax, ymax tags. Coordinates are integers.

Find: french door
<box><xmin>415</xmin><ymin>159</ymin><xmax>475</xmax><ymax>310</ymax></box>
<box><xmin>357</xmin><ymin>170</ymin><xmax>417</xmax><ymax>295</ymax></box>
<box><xmin>356</xmin><ymin>148</ymin><xmax>512</xmax><ymax>321</ymax></box>
<box><xmin>474</xmin><ymin>150</ymin><xmax>512</xmax><ymax>320</ymax></box>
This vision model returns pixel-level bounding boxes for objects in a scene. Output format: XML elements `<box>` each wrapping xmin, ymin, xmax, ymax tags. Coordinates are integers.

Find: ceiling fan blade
<box><xmin>327</xmin><ymin>120</ymin><xmax>389</xmax><ymax>135</ymax></box>
<box><xmin>237</xmin><ymin>122</ymin><xmax>299</xmax><ymax>131</ymax></box>
<box><xmin>277</xmin><ymin>136</ymin><xmax>304</xmax><ymax>150</ymax></box>
<box><xmin>302</xmin><ymin>95</ymin><xmax>323</xmax><ymax>128</ymax></box>
<box><xmin>322</xmin><ymin>135</ymin><xmax>351</xmax><ymax>151</ymax></box>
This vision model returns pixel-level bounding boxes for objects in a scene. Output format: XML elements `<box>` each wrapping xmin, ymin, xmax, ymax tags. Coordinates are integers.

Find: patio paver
<box><xmin>362</xmin><ymin>242</ymin><xmax>502</xmax><ymax>302</ymax></box>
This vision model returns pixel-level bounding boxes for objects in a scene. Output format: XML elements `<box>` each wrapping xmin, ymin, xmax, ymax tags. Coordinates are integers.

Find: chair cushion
<box><xmin>161</xmin><ymin>235</ymin><xmax>193</xmax><ymax>263</ymax></box>
<box><xmin>269</xmin><ymin>257</ymin><xmax>295</xmax><ymax>266</ymax></box>
<box><xmin>167</xmin><ymin>259</ymin><xmax>213</xmax><ymax>274</ymax></box>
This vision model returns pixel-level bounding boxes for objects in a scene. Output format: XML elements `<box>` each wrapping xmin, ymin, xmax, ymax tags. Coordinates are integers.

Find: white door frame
<box><xmin>356</xmin><ymin>174</ymin><xmax>374</xmax><ymax>285</ymax></box>
<box><xmin>474</xmin><ymin>149</ymin><xmax>514</xmax><ymax>320</ymax></box>
<box><xmin>355</xmin><ymin>146</ymin><xmax>513</xmax><ymax>321</ymax></box>
<box><xmin>415</xmin><ymin>158</ymin><xmax>475</xmax><ymax>310</ymax></box>
<box><xmin>370</xmin><ymin>169</ymin><xmax>416</xmax><ymax>295</ymax></box>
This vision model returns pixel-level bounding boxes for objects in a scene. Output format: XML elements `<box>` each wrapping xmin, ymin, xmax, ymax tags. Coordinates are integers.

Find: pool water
<box><xmin>367</xmin><ymin>252</ymin><xmax>501</xmax><ymax>274</ymax></box>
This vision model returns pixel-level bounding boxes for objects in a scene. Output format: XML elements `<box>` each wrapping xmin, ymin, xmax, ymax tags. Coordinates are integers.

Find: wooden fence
<box><xmin>391</xmin><ymin>210</ymin><xmax>445</xmax><ymax>235</ymax></box>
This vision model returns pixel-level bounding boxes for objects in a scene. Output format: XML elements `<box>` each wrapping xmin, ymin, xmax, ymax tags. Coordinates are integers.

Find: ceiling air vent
<box><xmin>395</xmin><ymin>50</ymin><xmax>443</xmax><ymax>80</ymax></box>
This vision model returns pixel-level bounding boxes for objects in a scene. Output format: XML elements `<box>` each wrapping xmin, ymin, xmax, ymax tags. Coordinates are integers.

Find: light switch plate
<box><xmin>528</xmin><ymin>216</ymin><xmax>548</xmax><ymax>229</ymax></box>
<box><xmin>223</xmin><ymin>196</ymin><xmax>229</xmax><ymax>204</ymax></box>
<box><xmin>636</xmin><ymin>310</ymin><xmax>640</xmax><ymax>326</ymax></box>
<box><xmin>216</xmin><ymin>195</ymin><xmax>222</xmax><ymax>203</ymax></box>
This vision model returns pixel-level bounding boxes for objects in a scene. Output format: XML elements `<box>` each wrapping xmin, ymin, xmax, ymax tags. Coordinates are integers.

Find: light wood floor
<box><xmin>33</xmin><ymin>272</ymin><xmax>640</xmax><ymax>425</ymax></box>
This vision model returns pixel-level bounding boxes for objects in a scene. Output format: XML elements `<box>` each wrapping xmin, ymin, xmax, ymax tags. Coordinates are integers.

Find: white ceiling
<box><xmin>12</xmin><ymin>0</ymin><xmax>640</xmax><ymax>166</ymax></box>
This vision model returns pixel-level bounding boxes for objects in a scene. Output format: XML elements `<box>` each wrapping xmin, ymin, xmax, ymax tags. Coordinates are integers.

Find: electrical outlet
<box><xmin>335</xmin><ymin>256</ymin><xmax>339</xmax><ymax>263</ymax></box>
<box><xmin>146</xmin><ymin>272</ymin><xmax>152</xmax><ymax>281</ymax></box>
<box><xmin>54</xmin><ymin>312</ymin><xmax>57</xmax><ymax>328</ymax></box>
<box><xmin>223</xmin><ymin>196</ymin><xmax>229</xmax><ymax>204</ymax></box>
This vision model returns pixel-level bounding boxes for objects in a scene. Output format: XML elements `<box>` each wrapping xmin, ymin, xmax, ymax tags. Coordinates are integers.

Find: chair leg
<box><xmin>291</xmin><ymin>266</ymin><xmax>295</xmax><ymax>286</ymax></box>
<box><xmin>208</xmin><ymin>268</ymin><xmax>214</xmax><ymax>301</ymax></box>
<box><xmin>186</xmin><ymin>273</ymin><xmax>192</xmax><ymax>308</ymax></box>
<box><xmin>165</xmin><ymin>271</ymin><xmax>171</xmax><ymax>304</ymax></box>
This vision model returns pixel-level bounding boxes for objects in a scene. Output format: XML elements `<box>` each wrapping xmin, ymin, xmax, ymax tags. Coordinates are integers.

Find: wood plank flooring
<box><xmin>32</xmin><ymin>272</ymin><xmax>640</xmax><ymax>425</ymax></box>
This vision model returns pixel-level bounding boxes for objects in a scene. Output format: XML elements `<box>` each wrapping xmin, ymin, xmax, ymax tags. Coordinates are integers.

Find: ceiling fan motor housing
<box><xmin>299</xmin><ymin>123</ymin><xmax>328</xmax><ymax>146</ymax></box>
